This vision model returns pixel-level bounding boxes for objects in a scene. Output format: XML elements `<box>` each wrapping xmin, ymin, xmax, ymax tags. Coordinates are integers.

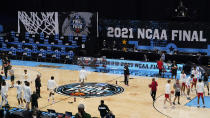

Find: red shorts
<box><xmin>186</xmin><ymin>84</ymin><xmax>190</xmax><ymax>89</ymax></box>
<box><xmin>165</xmin><ymin>94</ymin><xmax>169</xmax><ymax>98</ymax></box>
<box><xmin>197</xmin><ymin>93</ymin><xmax>203</xmax><ymax>98</ymax></box>
<box><xmin>182</xmin><ymin>83</ymin><xmax>185</xmax><ymax>86</ymax></box>
<box><xmin>193</xmin><ymin>78</ymin><xmax>197</xmax><ymax>83</ymax></box>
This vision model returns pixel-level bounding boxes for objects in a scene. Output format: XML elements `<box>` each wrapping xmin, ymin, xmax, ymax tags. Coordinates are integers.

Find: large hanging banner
<box><xmin>59</xmin><ymin>12</ymin><xmax>97</xmax><ymax>36</ymax></box>
<box><xmin>99</xmin><ymin>20</ymin><xmax>210</xmax><ymax>56</ymax></box>
<box><xmin>18</xmin><ymin>11</ymin><xmax>97</xmax><ymax>36</ymax></box>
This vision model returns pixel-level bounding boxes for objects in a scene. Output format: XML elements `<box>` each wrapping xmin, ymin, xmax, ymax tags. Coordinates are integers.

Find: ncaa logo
<box><xmin>70</xmin><ymin>14</ymin><xmax>86</xmax><ymax>33</ymax></box>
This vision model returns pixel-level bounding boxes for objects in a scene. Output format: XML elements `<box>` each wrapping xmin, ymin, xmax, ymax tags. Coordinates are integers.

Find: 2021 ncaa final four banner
<box><xmin>99</xmin><ymin>20</ymin><xmax>210</xmax><ymax>56</ymax></box>
<box><xmin>18</xmin><ymin>11</ymin><xmax>97</xmax><ymax>36</ymax></box>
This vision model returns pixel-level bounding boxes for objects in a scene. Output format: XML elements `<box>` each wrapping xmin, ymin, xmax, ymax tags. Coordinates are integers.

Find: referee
<box><xmin>124</xmin><ymin>64</ymin><xmax>129</xmax><ymax>86</ymax></box>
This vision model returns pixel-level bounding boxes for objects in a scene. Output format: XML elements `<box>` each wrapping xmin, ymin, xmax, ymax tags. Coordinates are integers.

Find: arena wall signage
<box><xmin>77</xmin><ymin>57</ymin><xmax>183</xmax><ymax>72</ymax></box>
<box><xmin>99</xmin><ymin>20</ymin><xmax>210</xmax><ymax>56</ymax></box>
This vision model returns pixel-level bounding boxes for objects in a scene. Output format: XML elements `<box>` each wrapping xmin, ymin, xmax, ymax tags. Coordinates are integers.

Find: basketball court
<box><xmin>0</xmin><ymin>60</ymin><xmax>209</xmax><ymax>118</ymax></box>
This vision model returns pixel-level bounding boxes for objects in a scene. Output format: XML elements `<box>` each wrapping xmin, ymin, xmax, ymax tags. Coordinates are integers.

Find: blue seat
<box><xmin>82</xmin><ymin>35</ymin><xmax>87</xmax><ymax>42</ymax></box>
<box><xmin>44</xmin><ymin>39</ymin><xmax>49</xmax><ymax>44</ymax></box>
<box><xmin>17</xmin><ymin>44</ymin><xmax>23</xmax><ymax>52</ymax></box>
<box><xmin>58</xmin><ymin>40</ymin><xmax>62</xmax><ymax>45</ymax></box>
<box><xmin>25</xmin><ymin>32</ymin><xmax>29</xmax><ymax>39</ymax></box>
<box><xmin>29</xmin><ymin>38</ymin><xmax>34</xmax><ymax>43</ymax></box>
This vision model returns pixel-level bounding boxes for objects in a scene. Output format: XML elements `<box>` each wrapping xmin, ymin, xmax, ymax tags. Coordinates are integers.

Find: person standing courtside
<box><xmin>149</xmin><ymin>78</ymin><xmax>158</xmax><ymax>101</ymax></box>
<box><xmin>2</xmin><ymin>56</ymin><xmax>9</xmax><ymax>79</ymax></box>
<box><xmin>98</xmin><ymin>100</ymin><xmax>110</xmax><ymax>118</ymax></box>
<box><xmin>35</xmin><ymin>74</ymin><xmax>41</xmax><ymax>98</ymax></box>
<box><xmin>171</xmin><ymin>61</ymin><xmax>178</xmax><ymax>79</ymax></box>
<box><xmin>203</xmin><ymin>73</ymin><xmax>209</xmax><ymax>95</ymax></box>
<box><xmin>124</xmin><ymin>64</ymin><xmax>129</xmax><ymax>86</ymax></box>
<box><xmin>157</xmin><ymin>58</ymin><xmax>163</xmax><ymax>77</ymax></box>
<box><xmin>47</xmin><ymin>76</ymin><xmax>57</xmax><ymax>104</ymax></box>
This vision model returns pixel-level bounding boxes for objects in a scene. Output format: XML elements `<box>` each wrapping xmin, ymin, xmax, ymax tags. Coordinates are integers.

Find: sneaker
<box><xmin>208</xmin><ymin>93</ymin><xmax>209</xmax><ymax>96</ymax></box>
<box><xmin>203</xmin><ymin>105</ymin><xmax>206</xmax><ymax>108</ymax></box>
<box><xmin>178</xmin><ymin>102</ymin><xmax>180</xmax><ymax>105</ymax></box>
<box><xmin>21</xmin><ymin>104</ymin><xmax>24</xmax><ymax>108</ymax></box>
<box><xmin>187</xmin><ymin>97</ymin><xmax>191</xmax><ymax>100</ymax></box>
<box><xmin>197</xmin><ymin>105</ymin><xmax>200</xmax><ymax>108</ymax></box>
<box><xmin>173</xmin><ymin>102</ymin><xmax>175</xmax><ymax>105</ymax></box>
<box><xmin>48</xmin><ymin>99</ymin><xmax>49</xmax><ymax>102</ymax></box>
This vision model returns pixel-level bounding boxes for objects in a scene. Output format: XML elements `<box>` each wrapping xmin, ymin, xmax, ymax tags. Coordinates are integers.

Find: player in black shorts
<box><xmin>173</xmin><ymin>80</ymin><xmax>181</xmax><ymax>105</ymax></box>
<box><xmin>9</xmin><ymin>66</ymin><xmax>15</xmax><ymax>88</ymax></box>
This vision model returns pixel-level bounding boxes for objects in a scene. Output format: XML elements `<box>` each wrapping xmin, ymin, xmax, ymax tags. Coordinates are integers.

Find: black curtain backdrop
<box><xmin>0</xmin><ymin>0</ymin><xmax>210</xmax><ymax>31</ymax></box>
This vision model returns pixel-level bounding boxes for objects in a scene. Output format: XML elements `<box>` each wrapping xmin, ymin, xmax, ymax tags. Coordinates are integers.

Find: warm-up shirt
<box><xmin>47</xmin><ymin>80</ymin><xmax>57</xmax><ymax>90</ymax></box>
<box><xmin>165</xmin><ymin>83</ymin><xmax>171</xmax><ymax>94</ymax></box>
<box><xmin>196</xmin><ymin>82</ymin><xmax>204</xmax><ymax>93</ymax></box>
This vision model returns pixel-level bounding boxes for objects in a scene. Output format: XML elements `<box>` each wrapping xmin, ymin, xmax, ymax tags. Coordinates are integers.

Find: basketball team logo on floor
<box><xmin>56</xmin><ymin>83</ymin><xmax>124</xmax><ymax>98</ymax></box>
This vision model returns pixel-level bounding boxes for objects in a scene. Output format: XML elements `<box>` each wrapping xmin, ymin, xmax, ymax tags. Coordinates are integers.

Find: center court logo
<box><xmin>56</xmin><ymin>83</ymin><xmax>124</xmax><ymax>98</ymax></box>
<box><xmin>70</xmin><ymin>14</ymin><xmax>86</xmax><ymax>33</ymax></box>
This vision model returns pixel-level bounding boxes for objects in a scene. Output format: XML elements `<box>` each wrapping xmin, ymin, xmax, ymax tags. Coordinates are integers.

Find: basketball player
<box><xmin>171</xmin><ymin>61</ymin><xmax>178</xmax><ymax>79</ymax></box>
<box><xmin>23</xmin><ymin>69</ymin><xmax>31</xmax><ymax>83</ymax></box>
<box><xmin>0</xmin><ymin>81</ymin><xmax>9</xmax><ymax>108</ymax></box>
<box><xmin>23</xmin><ymin>81</ymin><xmax>31</xmax><ymax>110</ymax></box>
<box><xmin>164</xmin><ymin>80</ymin><xmax>172</xmax><ymax>108</ymax></box>
<box><xmin>9</xmin><ymin>66</ymin><xmax>15</xmax><ymax>88</ymax></box>
<box><xmin>79</xmin><ymin>66</ymin><xmax>87</xmax><ymax>87</ymax></box>
<box><xmin>186</xmin><ymin>74</ymin><xmax>193</xmax><ymax>100</ymax></box>
<box><xmin>191</xmin><ymin>66</ymin><xmax>199</xmax><ymax>91</ymax></box>
<box><xmin>149</xmin><ymin>78</ymin><xmax>158</xmax><ymax>101</ymax></box>
<box><xmin>35</xmin><ymin>74</ymin><xmax>41</xmax><ymax>98</ymax></box>
<box><xmin>2</xmin><ymin>56</ymin><xmax>9</xmax><ymax>79</ymax></box>
<box><xmin>173</xmin><ymin>80</ymin><xmax>181</xmax><ymax>105</ymax></box>
<box><xmin>47</xmin><ymin>76</ymin><xmax>57</xmax><ymax>104</ymax></box>
<box><xmin>31</xmin><ymin>91</ymin><xmax>39</xmax><ymax>110</ymax></box>
<box><xmin>124</xmin><ymin>64</ymin><xmax>129</xmax><ymax>86</ymax></box>
<box><xmin>14</xmin><ymin>81</ymin><xmax>23</xmax><ymax>108</ymax></box>
<box><xmin>196</xmin><ymin>79</ymin><xmax>205</xmax><ymax>108</ymax></box>
<box><xmin>203</xmin><ymin>73</ymin><xmax>209</xmax><ymax>95</ymax></box>
<box><xmin>180</xmin><ymin>70</ymin><xmax>186</xmax><ymax>95</ymax></box>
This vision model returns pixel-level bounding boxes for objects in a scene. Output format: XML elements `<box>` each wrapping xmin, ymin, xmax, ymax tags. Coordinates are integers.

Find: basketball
<box><xmin>171</xmin><ymin>90</ymin><xmax>174</xmax><ymax>94</ymax></box>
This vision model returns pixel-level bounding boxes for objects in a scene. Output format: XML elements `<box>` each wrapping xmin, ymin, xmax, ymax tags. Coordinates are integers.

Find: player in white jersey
<box><xmin>196</xmin><ymin>79</ymin><xmax>205</xmax><ymax>108</ymax></box>
<box><xmin>180</xmin><ymin>70</ymin><xmax>186</xmax><ymax>95</ymax></box>
<box><xmin>164</xmin><ymin>80</ymin><xmax>172</xmax><ymax>108</ymax></box>
<box><xmin>47</xmin><ymin>76</ymin><xmax>57</xmax><ymax>104</ymax></box>
<box><xmin>23</xmin><ymin>69</ymin><xmax>31</xmax><ymax>83</ymax></box>
<box><xmin>23</xmin><ymin>81</ymin><xmax>31</xmax><ymax>110</ymax></box>
<box><xmin>191</xmin><ymin>66</ymin><xmax>200</xmax><ymax>90</ymax></box>
<box><xmin>0</xmin><ymin>81</ymin><xmax>9</xmax><ymax>108</ymax></box>
<box><xmin>79</xmin><ymin>66</ymin><xmax>87</xmax><ymax>87</ymax></box>
<box><xmin>14</xmin><ymin>80</ymin><xmax>23</xmax><ymax>108</ymax></box>
<box><xmin>186</xmin><ymin>74</ymin><xmax>193</xmax><ymax>100</ymax></box>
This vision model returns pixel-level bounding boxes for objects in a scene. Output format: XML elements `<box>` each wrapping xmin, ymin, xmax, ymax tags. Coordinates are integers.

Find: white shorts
<box><xmin>25</xmin><ymin>96</ymin><xmax>30</xmax><ymax>103</ymax></box>
<box><xmin>80</xmin><ymin>78</ymin><xmax>85</xmax><ymax>83</ymax></box>
<box><xmin>17</xmin><ymin>93</ymin><xmax>22</xmax><ymax>99</ymax></box>
<box><xmin>48</xmin><ymin>89</ymin><xmax>55</xmax><ymax>94</ymax></box>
